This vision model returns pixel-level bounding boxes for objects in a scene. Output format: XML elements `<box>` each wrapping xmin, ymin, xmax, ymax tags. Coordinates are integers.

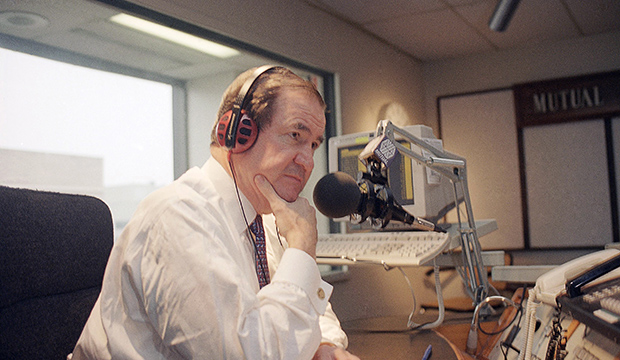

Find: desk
<box><xmin>343</xmin><ymin>315</ymin><xmax>473</xmax><ymax>360</ymax></box>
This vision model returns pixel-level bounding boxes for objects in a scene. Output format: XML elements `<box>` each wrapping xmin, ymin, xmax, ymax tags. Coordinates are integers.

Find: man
<box><xmin>72</xmin><ymin>66</ymin><xmax>359</xmax><ymax>359</ymax></box>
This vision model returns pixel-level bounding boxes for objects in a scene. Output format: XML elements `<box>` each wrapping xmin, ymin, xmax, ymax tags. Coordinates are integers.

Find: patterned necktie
<box><xmin>249</xmin><ymin>215</ymin><xmax>270</xmax><ymax>288</ymax></box>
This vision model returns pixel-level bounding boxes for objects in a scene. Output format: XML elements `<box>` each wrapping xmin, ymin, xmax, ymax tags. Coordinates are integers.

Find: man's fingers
<box><xmin>254</xmin><ymin>175</ymin><xmax>281</xmax><ymax>205</ymax></box>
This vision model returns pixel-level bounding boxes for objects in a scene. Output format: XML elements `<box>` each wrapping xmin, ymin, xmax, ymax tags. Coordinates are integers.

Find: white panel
<box><xmin>523</xmin><ymin>120</ymin><xmax>612</xmax><ymax>248</ymax></box>
<box><xmin>439</xmin><ymin>90</ymin><xmax>523</xmax><ymax>250</ymax></box>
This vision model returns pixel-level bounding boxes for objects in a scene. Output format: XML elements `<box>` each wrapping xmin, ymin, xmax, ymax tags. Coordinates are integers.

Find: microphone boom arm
<box><xmin>370</xmin><ymin>120</ymin><xmax>489</xmax><ymax>305</ymax></box>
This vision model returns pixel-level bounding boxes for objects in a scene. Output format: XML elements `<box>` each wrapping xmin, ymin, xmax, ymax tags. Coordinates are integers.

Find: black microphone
<box><xmin>313</xmin><ymin>172</ymin><xmax>443</xmax><ymax>232</ymax></box>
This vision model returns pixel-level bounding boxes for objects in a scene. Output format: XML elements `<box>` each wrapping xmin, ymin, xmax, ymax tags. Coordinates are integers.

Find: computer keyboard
<box><xmin>316</xmin><ymin>231</ymin><xmax>450</xmax><ymax>267</ymax></box>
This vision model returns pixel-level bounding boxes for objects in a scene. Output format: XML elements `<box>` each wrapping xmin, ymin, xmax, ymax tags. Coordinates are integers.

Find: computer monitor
<box><xmin>328</xmin><ymin>124</ymin><xmax>458</xmax><ymax>231</ymax></box>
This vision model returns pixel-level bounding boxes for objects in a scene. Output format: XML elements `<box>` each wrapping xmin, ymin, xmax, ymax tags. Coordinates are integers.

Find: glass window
<box><xmin>0</xmin><ymin>0</ymin><xmax>341</xmax><ymax>277</ymax></box>
<box><xmin>0</xmin><ymin>47</ymin><xmax>174</xmax><ymax>236</ymax></box>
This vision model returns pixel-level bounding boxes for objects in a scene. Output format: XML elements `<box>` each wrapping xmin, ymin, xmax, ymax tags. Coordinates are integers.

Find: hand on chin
<box><xmin>276</xmin><ymin>176</ymin><xmax>305</xmax><ymax>202</ymax></box>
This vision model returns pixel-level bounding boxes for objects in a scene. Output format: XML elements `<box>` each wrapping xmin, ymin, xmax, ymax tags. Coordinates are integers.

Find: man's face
<box><xmin>233</xmin><ymin>88</ymin><xmax>326</xmax><ymax>213</ymax></box>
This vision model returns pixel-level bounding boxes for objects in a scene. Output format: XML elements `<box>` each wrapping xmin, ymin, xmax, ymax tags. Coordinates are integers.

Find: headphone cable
<box><xmin>228</xmin><ymin>152</ymin><xmax>269</xmax><ymax>287</ymax></box>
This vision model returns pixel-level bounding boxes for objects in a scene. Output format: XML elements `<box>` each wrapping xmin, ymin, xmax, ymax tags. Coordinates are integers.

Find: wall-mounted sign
<box><xmin>514</xmin><ymin>70</ymin><xmax>620</xmax><ymax>127</ymax></box>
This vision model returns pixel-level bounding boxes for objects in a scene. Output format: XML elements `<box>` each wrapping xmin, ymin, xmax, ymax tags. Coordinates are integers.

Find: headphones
<box><xmin>216</xmin><ymin>65</ymin><xmax>279</xmax><ymax>153</ymax></box>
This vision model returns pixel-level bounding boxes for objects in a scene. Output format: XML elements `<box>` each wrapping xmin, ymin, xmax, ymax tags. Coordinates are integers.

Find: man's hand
<box><xmin>255</xmin><ymin>174</ymin><xmax>318</xmax><ymax>258</ymax></box>
<box><xmin>312</xmin><ymin>344</ymin><xmax>360</xmax><ymax>360</ymax></box>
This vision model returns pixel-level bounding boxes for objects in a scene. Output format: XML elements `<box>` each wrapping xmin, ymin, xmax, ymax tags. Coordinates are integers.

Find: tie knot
<box><xmin>249</xmin><ymin>215</ymin><xmax>264</xmax><ymax>238</ymax></box>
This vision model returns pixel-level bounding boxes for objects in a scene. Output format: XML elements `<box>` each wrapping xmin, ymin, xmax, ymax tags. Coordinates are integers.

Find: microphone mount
<box><xmin>359</xmin><ymin>156</ymin><xmax>388</xmax><ymax>186</ymax></box>
<box><xmin>359</xmin><ymin>120</ymin><xmax>489</xmax><ymax>306</ymax></box>
<box><xmin>354</xmin><ymin>155</ymin><xmax>418</xmax><ymax>229</ymax></box>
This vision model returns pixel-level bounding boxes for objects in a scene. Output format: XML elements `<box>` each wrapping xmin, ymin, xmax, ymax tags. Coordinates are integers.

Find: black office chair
<box><xmin>0</xmin><ymin>186</ymin><xmax>114</xmax><ymax>359</ymax></box>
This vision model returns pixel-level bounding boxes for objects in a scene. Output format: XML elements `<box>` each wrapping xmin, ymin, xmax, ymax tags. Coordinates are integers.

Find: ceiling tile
<box><xmin>307</xmin><ymin>0</ymin><xmax>447</xmax><ymax>24</ymax></box>
<box><xmin>0</xmin><ymin>0</ymin><xmax>116</xmax><ymax>40</ymax></box>
<box><xmin>441</xmin><ymin>0</ymin><xmax>489</xmax><ymax>5</ymax></box>
<box><xmin>564</xmin><ymin>0</ymin><xmax>620</xmax><ymax>35</ymax></box>
<box><xmin>3</xmin><ymin>0</ymin><xmax>620</xmax><ymax>73</ymax></box>
<box><xmin>365</xmin><ymin>8</ymin><xmax>494</xmax><ymax>60</ymax></box>
<box><xmin>457</xmin><ymin>0</ymin><xmax>581</xmax><ymax>50</ymax></box>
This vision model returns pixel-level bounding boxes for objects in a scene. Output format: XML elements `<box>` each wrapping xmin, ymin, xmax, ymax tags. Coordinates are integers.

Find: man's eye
<box><xmin>291</xmin><ymin>132</ymin><xmax>300</xmax><ymax>140</ymax></box>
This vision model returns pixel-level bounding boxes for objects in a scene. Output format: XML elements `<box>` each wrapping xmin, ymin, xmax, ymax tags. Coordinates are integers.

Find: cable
<box><xmin>229</xmin><ymin>153</ymin><xmax>269</xmax><ymax>287</ymax></box>
<box><xmin>518</xmin><ymin>289</ymin><xmax>542</xmax><ymax>360</ymax></box>
<box><xmin>479</xmin><ymin>285</ymin><xmax>526</xmax><ymax>336</ymax></box>
<box><xmin>466</xmin><ymin>295</ymin><xmax>519</xmax><ymax>356</ymax></box>
<box><xmin>349</xmin><ymin>258</ymin><xmax>445</xmax><ymax>334</ymax></box>
<box><xmin>407</xmin><ymin>259</ymin><xmax>445</xmax><ymax>330</ymax></box>
<box><xmin>397</xmin><ymin>266</ymin><xmax>419</xmax><ymax>327</ymax></box>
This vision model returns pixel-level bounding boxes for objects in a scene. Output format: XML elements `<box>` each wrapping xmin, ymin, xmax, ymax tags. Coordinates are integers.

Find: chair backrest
<box><xmin>0</xmin><ymin>186</ymin><xmax>114</xmax><ymax>359</ymax></box>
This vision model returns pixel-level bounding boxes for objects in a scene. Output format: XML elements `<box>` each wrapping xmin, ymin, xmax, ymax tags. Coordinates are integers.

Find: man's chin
<box><xmin>281</xmin><ymin>194</ymin><xmax>299</xmax><ymax>203</ymax></box>
<box><xmin>275</xmin><ymin>189</ymin><xmax>300</xmax><ymax>203</ymax></box>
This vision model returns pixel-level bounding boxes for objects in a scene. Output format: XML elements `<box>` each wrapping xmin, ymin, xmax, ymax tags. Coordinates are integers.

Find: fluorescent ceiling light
<box><xmin>110</xmin><ymin>13</ymin><xmax>240</xmax><ymax>58</ymax></box>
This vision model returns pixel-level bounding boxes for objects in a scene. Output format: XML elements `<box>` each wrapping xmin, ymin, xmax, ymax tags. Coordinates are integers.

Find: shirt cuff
<box><xmin>271</xmin><ymin>248</ymin><xmax>333</xmax><ymax>314</ymax></box>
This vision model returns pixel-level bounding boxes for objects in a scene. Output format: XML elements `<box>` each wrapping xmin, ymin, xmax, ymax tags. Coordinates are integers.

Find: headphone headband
<box><xmin>224</xmin><ymin>65</ymin><xmax>280</xmax><ymax>149</ymax></box>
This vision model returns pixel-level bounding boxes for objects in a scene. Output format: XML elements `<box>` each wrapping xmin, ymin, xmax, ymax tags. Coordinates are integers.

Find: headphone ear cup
<box><xmin>216</xmin><ymin>110</ymin><xmax>258</xmax><ymax>153</ymax></box>
<box><xmin>216</xmin><ymin>110</ymin><xmax>233</xmax><ymax>148</ymax></box>
<box><xmin>231</xmin><ymin>112</ymin><xmax>258</xmax><ymax>153</ymax></box>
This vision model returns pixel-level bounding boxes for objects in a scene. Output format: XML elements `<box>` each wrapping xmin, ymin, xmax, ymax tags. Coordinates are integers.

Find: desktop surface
<box><xmin>342</xmin><ymin>314</ymin><xmax>473</xmax><ymax>360</ymax></box>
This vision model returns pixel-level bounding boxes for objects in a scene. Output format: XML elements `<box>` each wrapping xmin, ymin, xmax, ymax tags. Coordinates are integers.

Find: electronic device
<box><xmin>315</xmin><ymin>230</ymin><xmax>450</xmax><ymax>267</ymax></box>
<box><xmin>534</xmin><ymin>248</ymin><xmax>620</xmax><ymax>306</ymax></box>
<box><xmin>327</xmin><ymin>124</ymin><xmax>458</xmax><ymax>231</ymax></box>
<box><xmin>556</xmin><ymin>251</ymin><xmax>620</xmax><ymax>344</ymax></box>
<box><xmin>559</xmin><ymin>276</ymin><xmax>620</xmax><ymax>344</ymax></box>
<box><xmin>496</xmin><ymin>248</ymin><xmax>620</xmax><ymax>360</ymax></box>
<box><xmin>481</xmin><ymin>249</ymin><xmax>620</xmax><ymax>360</ymax></box>
<box><xmin>484</xmin><ymin>298</ymin><xmax>620</xmax><ymax>360</ymax></box>
<box><xmin>216</xmin><ymin>65</ymin><xmax>279</xmax><ymax>153</ymax></box>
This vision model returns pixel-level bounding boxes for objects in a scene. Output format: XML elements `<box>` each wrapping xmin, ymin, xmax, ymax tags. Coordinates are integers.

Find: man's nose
<box><xmin>295</xmin><ymin>147</ymin><xmax>314</xmax><ymax>170</ymax></box>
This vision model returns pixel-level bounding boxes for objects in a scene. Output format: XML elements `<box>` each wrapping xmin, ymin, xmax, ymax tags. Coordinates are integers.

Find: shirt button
<box><xmin>317</xmin><ymin>287</ymin><xmax>325</xmax><ymax>300</ymax></box>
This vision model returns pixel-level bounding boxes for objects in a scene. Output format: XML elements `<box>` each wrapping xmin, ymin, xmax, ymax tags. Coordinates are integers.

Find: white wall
<box><xmin>128</xmin><ymin>0</ymin><xmax>426</xmax><ymax>136</ymax></box>
<box><xmin>186</xmin><ymin>70</ymin><xmax>238</xmax><ymax>168</ymax></box>
<box><xmin>419</xmin><ymin>31</ymin><xmax>620</xmax><ymax>296</ymax></box>
<box><xmin>423</xmin><ymin>30</ymin><xmax>620</xmax><ymax>252</ymax></box>
<box><xmin>423</xmin><ymin>30</ymin><xmax>620</xmax><ymax>129</ymax></box>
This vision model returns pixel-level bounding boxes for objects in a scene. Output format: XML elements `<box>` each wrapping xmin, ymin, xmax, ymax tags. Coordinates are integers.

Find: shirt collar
<box><xmin>201</xmin><ymin>157</ymin><xmax>257</xmax><ymax>235</ymax></box>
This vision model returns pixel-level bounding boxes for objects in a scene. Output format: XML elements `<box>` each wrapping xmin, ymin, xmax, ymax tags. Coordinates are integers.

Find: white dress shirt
<box><xmin>71</xmin><ymin>157</ymin><xmax>347</xmax><ymax>359</ymax></box>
